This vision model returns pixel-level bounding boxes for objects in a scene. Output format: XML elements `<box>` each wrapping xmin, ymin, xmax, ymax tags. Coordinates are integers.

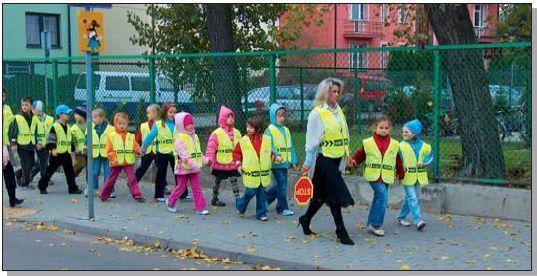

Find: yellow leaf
<box><xmin>441</xmin><ymin>256</ymin><xmax>450</xmax><ymax>261</ymax></box>
<box><xmin>400</xmin><ymin>264</ymin><xmax>410</xmax><ymax>270</ymax></box>
<box><xmin>395</xmin><ymin>259</ymin><xmax>403</xmax><ymax>263</ymax></box>
<box><xmin>483</xmin><ymin>254</ymin><xmax>491</xmax><ymax>259</ymax></box>
<box><xmin>247</xmin><ymin>246</ymin><xmax>257</xmax><ymax>254</ymax></box>
<box><xmin>36</xmin><ymin>224</ymin><xmax>58</xmax><ymax>231</ymax></box>
<box><xmin>71</xmin><ymin>198</ymin><xmax>78</xmax><ymax>203</ymax></box>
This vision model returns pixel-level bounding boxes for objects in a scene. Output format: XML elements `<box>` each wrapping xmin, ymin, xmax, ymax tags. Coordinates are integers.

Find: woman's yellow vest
<box><xmin>92</xmin><ymin>124</ymin><xmax>114</xmax><ymax>158</ymax></box>
<box><xmin>176</xmin><ymin>133</ymin><xmax>203</xmax><ymax>170</ymax></box>
<box><xmin>267</xmin><ymin>124</ymin><xmax>292</xmax><ymax>164</ymax></box>
<box><xmin>315</xmin><ymin>106</ymin><xmax>350</xmax><ymax>158</ymax></box>
<box><xmin>3</xmin><ymin>105</ymin><xmax>14</xmax><ymax>145</ymax></box>
<box><xmin>213</xmin><ymin>127</ymin><xmax>241</xmax><ymax>164</ymax></box>
<box><xmin>140</xmin><ymin>122</ymin><xmax>156</xmax><ymax>154</ymax></box>
<box><xmin>53</xmin><ymin>123</ymin><xmax>72</xmax><ymax>154</ymax></box>
<box><xmin>155</xmin><ymin>120</ymin><xmax>176</xmax><ymax>155</ymax></box>
<box><xmin>109</xmin><ymin>132</ymin><xmax>136</xmax><ymax>165</ymax></box>
<box><xmin>240</xmin><ymin>135</ymin><xmax>272</xmax><ymax>189</ymax></box>
<box><xmin>36</xmin><ymin>115</ymin><xmax>54</xmax><ymax>146</ymax></box>
<box><xmin>14</xmin><ymin>114</ymin><xmax>38</xmax><ymax>146</ymax></box>
<box><xmin>400</xmin><ymin>141</ymin><xmax>430</xmax><ymax>186</ymax></box>
<box><xmin>70</xmin><ymin>124</ymin><xmax>85</xmax><ymax>151</ymax></box>
<box><xmin>363</xmin><ymin>137</ymin><xmax>399</xmax><ymax>184</ymax></box>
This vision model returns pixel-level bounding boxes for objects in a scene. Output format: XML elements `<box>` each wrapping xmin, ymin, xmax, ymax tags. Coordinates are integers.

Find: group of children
<box><xmin>3</xmin><ymin>89</ymin><xmax>432</xmax><ymax>235</ymax></box>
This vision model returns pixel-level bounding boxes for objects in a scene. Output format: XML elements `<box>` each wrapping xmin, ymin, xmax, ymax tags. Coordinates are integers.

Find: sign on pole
<box><xmin>77</xmin><ymin>11</ymin><xmax>105</xmax><ymax>54</ymax></box>
<box><xmin>294</xmin><ymin>176</ymin><xmax>314</xmax><ymax>206</ymax></box>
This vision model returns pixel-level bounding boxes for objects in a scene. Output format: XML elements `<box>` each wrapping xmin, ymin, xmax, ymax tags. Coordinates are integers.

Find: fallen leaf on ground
<box><xmin>483</xmin><ymin>254</ymin><xmax>491</xmax><ymax>259</ymax></box>
<box><xmin>70</xmin><ymin>198</ymin><xmax>78</xmax><ymax>203</ymax></box>
<box><xmin>247</xmin><ymin>246</ymin><xmax>258</xmax><ymax>254</ymax></box>
<box><xmin>400</xmin><ymin>264</ymin><xmax>410</xmax><ymax>270</ymax></box>
<box><xmin>36</xmin><ymin>223</ymin><xmax>58</xmax><ymax>231</ymax></box>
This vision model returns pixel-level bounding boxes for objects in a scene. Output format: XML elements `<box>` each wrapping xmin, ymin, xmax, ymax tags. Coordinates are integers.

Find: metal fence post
<box><xmin>52</xmin><ymin>60</ymin><xmax>59</xmax><ymax>109</ymax></box>
<box><xmin>148</xmin><ymin>57</ymin><xmax>156</xmax><ymax>104</ymax></box>
<box><xmin>85</xmin><ymin>52</ymin><xmax>95</xmax><ymax>220</ymax></box>
<box><xmin>269</xmin><ymin>54</ymin><xmax>276</xmax><ymax>104</ymax></box>
<box><xmin>432</xmin><ymin>50</ymin><xmax>441</xmax><ymax>181</ymax></box>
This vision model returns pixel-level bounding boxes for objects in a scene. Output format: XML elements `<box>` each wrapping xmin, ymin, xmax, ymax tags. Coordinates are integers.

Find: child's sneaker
<box><xmin>416</xmin><ymin>220</ymin><xmax>426</xmax><ymax>231</ymax></box>
<box><xmin>165</xmin><ymin>198</ymin><xmax>176</xmax><ymax>213</ymax></box>
<box><xmin>368</xmin><ymin>225</ymin><xmax>385</xmax><ymax>236</ymax></box>
<box><xmin>211</xmin><ymin>198</ymin><xmax>226</xmax><ymax>207</ymax></box>
<box><xmin>398</xmin><ymin>219</ymin><xmax>411</xmax><ymax>227</ymax></box>
<box><xmin>196</xmin><ymin>210</ymin><xmax>209</xmax><ymax>215</ymax></box>
<box><xmin>237</xmin><ymin>211</ymin><xmax>245</xmax><ymax>218</ymax></box>
<box><xmin>135</xmin><ymin>198</ymin><xmax>146</xmax><ymax>203</ymax></box>
<box><xmin>185</xmin><ymin>195</ymin><xmax>193</xmax><ymax>200</ymax></box>
<box><xmin>258</xmin><ymin>216</ymin><xmax>268</xmax><ymax>221</ymax></box>
<box><xmin>280</xmin><ymin>209</ymin><xmax>295</xmax><ymax>216</ymax></box>
<box><xmin>110</xmin><ymin>192</ymin><xmax>116</xmax><ymax>198</ymax></box>
<box><xmin>156</xmin><ymin>197</ymin><xmax>166</xmax><ymax>203</ymax></box>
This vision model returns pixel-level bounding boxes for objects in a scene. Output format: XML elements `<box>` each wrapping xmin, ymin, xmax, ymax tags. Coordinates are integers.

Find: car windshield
<box><xmin>131</xmin><ymin>76</ymin><xmax>150</xmax><ymax>91</ymax></box>
<box><xmin>76</xmin><ymin>74</ymin><xmax>101</xmax><ymax>89</ymax></box>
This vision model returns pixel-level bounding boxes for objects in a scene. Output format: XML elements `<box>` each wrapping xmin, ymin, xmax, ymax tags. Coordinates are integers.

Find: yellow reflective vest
<box><xmin>315</xmin><ymin>106</ymin><xmax>350</xmax><ymax>158</ymax></box>
<box><xmin>213</xmin><ymin>127</ymin><xmax>241</xmax><ymax>164</ymax></box>
<box><xmin>109</xmin><ymin>132</ymin><xmax>136</xmax><ymax>165</ymax></box>
<box><xmin>267</xmin><ymin>124</ymin><xmax>292</xmax><ymax>164</ymax></box>
<box><xmin>70</xmin><ymin>124</ymin><xmax>85</xmax><ymax>152</ymax></box>
<box><xmin>53</xmin><ymin>123</ymin><xmax>72</xmax><ymax>154</ymax></box>
<box><xmin>14</xmin><ymin>114</ymin><xmax>38</xmax><ymax>146</ymax></box>
<box><xmin>155</xmin><ymin>120</ymin><xmax>176</xmax><ymax>155</ymax></box>
<box><xmin>3</xmin><ymin>105</ymin><xmax>14</xmax><ymax>145</ymax></box>
<box><xmin>176</xmin><ymin>133</ymin><xmax>203</xmax><ymax>171</ymax></box>
<box><xmin>363</xmin><ymin>137</ymin><xmax>399</xmax><ymax>184</ymax></box>
<box><xmin>35</xmin><ymin>114</ymin><xmax>54</xmax><ymax>146</ymax></box>
<box><xmin>400</xmin><ymin>141</ymin><xmax>430</xmax><ymax>186</ymax></box>
<box><xmin>239</xmin><ymin>135</ymin><xmax>272</xmax><ymax>189</ymax></box>
<box><xmin>92</xmin><ymin>124</ymin><xmax>114</xmax><ymax>158</ymax></box>
<box><xmin>140</xmin><ymin>122</ymin><xmax>156</xmax><ymax>154</ymax></box>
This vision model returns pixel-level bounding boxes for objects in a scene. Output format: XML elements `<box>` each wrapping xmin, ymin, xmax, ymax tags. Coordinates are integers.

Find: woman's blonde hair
<box><xmin>314</xmin><ymin>77</ymin><xmax>344</xmax><ymax>106</ymax></box>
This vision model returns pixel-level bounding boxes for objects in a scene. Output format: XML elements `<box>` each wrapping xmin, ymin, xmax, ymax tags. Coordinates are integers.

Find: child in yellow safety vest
<box><xmin>30</xmin><ymin>100</ymin><xmax>54</xmax><ymax>184</ymax></box>
<box><xmin>87</xmin><ymin>108</ymin><xmax>115</xmax><ymax>197</ymax></box>
<box><xmin>233</xmin><ymin>117</ymin><xmax>282</xmax><ymax>221</ymax></box>
<box><xmin>100</xmin><ymin>112</ymin><xmax>145</xmax><ymax>202</ymax></box>
<box><xmin>349</xmin><ymin>115</ymin><xmax>405</xmax><ymax>237</ymax></box>
<box><xmin>134</xmin><ymin>104</ymin><xmax>161</xmax><ymax>183</ymax></box>
<box><xmin>264</xmin><ymin>103</ymin><xmax>298</xmax><ymax>216</ymax></box>
<box><xmin>37</xmin><ymin>104</ymin><xmax>83</xmax><ymax>194</ymax></box>
<box><xmin>397</xmin><ymin>119</ymin><xmax>433</xmax><ymax>231</ymax></box>
<box><xmin>71</xmin><ymin>106</ymin><xmax>88</xmax><ymax>178</ymax></box>
<box><xmin>165</xmin><ymin>112</ymin><xmax>209</xmax><ymax>214</ymax></box>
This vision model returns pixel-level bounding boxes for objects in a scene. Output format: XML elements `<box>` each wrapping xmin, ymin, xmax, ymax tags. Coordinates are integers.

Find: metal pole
<box><xmin>148</xmin><ymin>57</ymin><xmax>156</xmax><ymax>104</ymax></box>
<box><xmin>52</xmin><ymin>60</ymin><xmax>58</xmax><ymax>109</ymax></box>
<box><xmin>300</xmin><ymin>67</ymin><xmax>304</xmax><ymax>125</ymax></box>
<box><xmin>269</xmin><ymin>54</ymin><xmax>276</xmax><ymax>104</ymax></box>
<box><xmin>85</xmin><ymin>51</ymin><xmax>94</xmax><ymax>220</ymax></box>
<box><xmin>432</xmin><ymin>50</ymin><xmax>441</xmax><ymax>181</ymax></box>
<box><xmin>509</xmin><ymin>62</ymin><xmax>514</xmax><ymax>107</ymax></box>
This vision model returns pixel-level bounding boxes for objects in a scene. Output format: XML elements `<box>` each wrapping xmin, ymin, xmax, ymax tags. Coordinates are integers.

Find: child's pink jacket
<box><xmin>205</xmin><ymin>105</ymin><xmax>240</xmax><ymax>171</ymax></box>
<box><xmin>174</xmin><ymin>112</ymin><xmax>208</xmax><ymax>175</ymax></box>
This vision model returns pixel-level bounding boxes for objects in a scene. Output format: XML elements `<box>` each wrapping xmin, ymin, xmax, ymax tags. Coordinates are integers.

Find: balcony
<box><xmin>343</xmin><ymin>21</ymin><xmax>382</xmax><ymax>39</ymax></box>
<box><xmin>474</xmin><ymin>26</ymin><xmax>498</xmax><ymax>42</ymax></box>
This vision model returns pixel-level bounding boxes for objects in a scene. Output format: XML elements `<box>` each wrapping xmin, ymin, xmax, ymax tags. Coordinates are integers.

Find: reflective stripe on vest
<box><xmin>36</xmin><ymin>115</ymin><xmax>54</xmax><ymax>145</ymax></box>
<box><xmin>400</xmin><ymin>141</ymin><xmax>430</xmax><ymax>186</ymax></box>
<box><xmin>267</xmin><ymin>124</ymin><xmax>292</xmax><ymax>164</ymax></box>
<box><xmin>240</xmin><ymin>134</ymin><xmax>272</xmax><ymax>189</ymax></box>
<box><xmin>53</xmin><ymin>123</ymin><xmax>72</xmax><ymax>154</ymax></box>
<box><xmin>92</xmin><ymin>124</ymin><xmax>114</xmax><ymax>158</ymax></box>
<box><xmin>213</xmin><ymin>127</ymin><xmax>241</xmax><ymax>164</ymax></box>
<box><xmin>176</xmin><ymin>133</ymin><xmax>203</xmax><ymax>171</ymax></box>
<box><xmin>14</xmin><ymin>114</ymin><xmax>38</xmax><ymax>146</ymax></box>
<box><xmin>315</xmin><ymin>106</ymin><xmax>350</xmax><ymax>158</ymax></box>
<box><xmin>3</xmin><ymin>105</ymin><xmax>13</xmax><ymax>145</ymax></box>
<box><xmin>155</xmin><ymin>120</ymin><xmax>176</xmax><ymax>155</ymax></box>
<box><xmin>140</xmin><ymin>122</ymin><xmax>156</xmax><ymax>154</ymax></box>
<box><xmin>70</xmin><ymin>124</ymin><xmax>85</xmax><ymax>151</ymax></box>
<box><xmin>363</xmin><ymin>137</ymin><xmax>399</xmax><ymax>184</ymax></box>
<box><xmin>109</xmin><ymin>132</ymin><xmax>136</xmax><ymax>165</ymax></box>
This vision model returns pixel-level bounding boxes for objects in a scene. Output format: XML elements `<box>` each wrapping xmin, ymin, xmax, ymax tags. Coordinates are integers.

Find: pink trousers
<box><xmin>100</xmin><ymin>165</ymin><xmax>143</xmax><ymax>201</ymax></box>
<box><xmin>168</xmin><ymin>173</ymin><xmax>206</xmax><ymax>212</ymax></box>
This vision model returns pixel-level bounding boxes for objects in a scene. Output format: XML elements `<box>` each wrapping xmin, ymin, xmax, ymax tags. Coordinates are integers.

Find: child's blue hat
<box><xmin>55</xmin><ymin>104</ymin><xmax>72</xmax><ymax>116</ymax></box>
<box><xmin>404</xmin><ymin>119</ymin><xmax>423</xmax><ymax>137</ymax></box>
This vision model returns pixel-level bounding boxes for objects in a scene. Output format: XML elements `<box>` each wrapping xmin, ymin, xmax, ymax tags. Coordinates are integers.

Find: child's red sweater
<box><xmin>233</xmin><ymin>133</ymin><xmax>272</xmax><ymax>162</ymax></box>
<box><xmin>352</xmin><ymin>133</ymin><xmax>405</xmax><ymax>182</ymax></box>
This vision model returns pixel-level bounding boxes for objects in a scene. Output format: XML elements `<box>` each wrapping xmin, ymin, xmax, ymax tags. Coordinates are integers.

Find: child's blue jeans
<box><xmin>398</xmin><ymin>184</ymin><xmax>422</xmax><ymax>225</ymax></box>
<box><xmin>236</xmin><ymin>186</ymin><xmax>268</xmax><ymax>219</ymax></box>
<box><xmin>265</xmin><ymin>168</ymin><xmax>290</xmax><ymax>213</ymax></box>
<box><xmin>92</xmin><ymin>157</ymin><xmax>110</xmax><ymax>189</ymax></box>
<box><xmin>367</xmin><ymin>181</ymin><xmax>389</xmax><ymax>228</ymax></box>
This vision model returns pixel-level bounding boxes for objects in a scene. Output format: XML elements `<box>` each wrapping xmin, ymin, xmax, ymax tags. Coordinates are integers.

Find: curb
<box><xmin>39</xmin><ymin>218</ymin><xmax>324</xmax><ymax>270</ymax></box>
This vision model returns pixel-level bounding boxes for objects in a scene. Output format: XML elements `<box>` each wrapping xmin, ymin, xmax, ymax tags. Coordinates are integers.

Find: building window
<box><xmin>350</xmin><ymin>4</ymin><xmax>367</xmax><ymax>21</ymax></box>
<box><xmin>474</xmin><ymin>4</ymin><xmax>484</xmax><ymax>27</ymax></box>
<box><xmin>380</xmin><ymin>44</ymin><xmax>388</xmax><ymax>68</ymax></box>
<box><xmin>381</xmin><ymin>4</ymin><xmax>389</xmax><ymax>23</ymax></box>
<box><xmin>398</xmin><ymin>5</ymin><xmax>408</xmax><ymax>24</ymax></box>
<box><xmin>25</xmin><ymin>13</ymin><xmax>60</xmax><ymax>48</ymax></box>
<box><xmin>349</xmin><ymin>44</ymin><xmax>366</xmax><ymax>72</ymax></box>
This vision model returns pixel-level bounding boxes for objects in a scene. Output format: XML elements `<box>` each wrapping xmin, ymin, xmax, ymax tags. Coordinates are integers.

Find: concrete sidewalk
<box><xmin>6</xmin><ymin>171</ymin><xmax>531</xmax><ymax>270</ymax></box>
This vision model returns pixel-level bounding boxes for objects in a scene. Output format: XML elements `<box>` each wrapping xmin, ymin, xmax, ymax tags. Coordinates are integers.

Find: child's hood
<box><xmin>175</xmin><ymin>112</ymin><xmax>194</xmax><ymax>134</ymax></box>
<box><xmin>113</xmin><ymin>113</ymin><xmax>128</xmax><ymax>134</ymax></box>
<box><xmin>218</xmin><ymin>105</ymin><xmax>235</xmax><ymax>130</ymax></box>
<box><xmin>269</xmin><ymin>103</ymin><xmax>285</xmax><ymax>126</ymax></box>
<box><xmin>404</xmin><ymin>119</ymin><xmax>423</xmax><ymax>139</ymax></box>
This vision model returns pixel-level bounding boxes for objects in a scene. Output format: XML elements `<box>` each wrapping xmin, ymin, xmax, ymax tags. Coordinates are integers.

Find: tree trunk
<box><xmin>205</xmin><ymin>4</ymin><xmax>245</xmax><ymax>127</ymax></box>
<box><xmin>425</xmin><ymin>4</ymin><xmax>506</xmax><ymax>179</ymax></box>
<box><xmin>415</xmin><ymin>4</ymin><xmax>431</xmax><ymax>46</ymax></box>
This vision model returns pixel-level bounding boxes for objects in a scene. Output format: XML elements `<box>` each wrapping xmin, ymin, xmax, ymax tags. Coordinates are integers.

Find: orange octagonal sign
<box><xmin>294</xmin><ymin>176</ymin><xmax>313</xmax><ymax>206</ymax></box>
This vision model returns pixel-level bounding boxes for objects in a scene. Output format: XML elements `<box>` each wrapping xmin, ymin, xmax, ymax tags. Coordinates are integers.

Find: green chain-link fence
<box><xmin>3</xmin><ymin>42</ymin><xmax>531</xmax><ymax>187</ymax></box>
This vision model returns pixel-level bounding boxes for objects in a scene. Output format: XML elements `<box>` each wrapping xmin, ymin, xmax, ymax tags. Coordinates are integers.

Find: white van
<box><xmin>74</xmin><ymin>71</ymin><xmax>195</xmax><ymax>118</ymax></box>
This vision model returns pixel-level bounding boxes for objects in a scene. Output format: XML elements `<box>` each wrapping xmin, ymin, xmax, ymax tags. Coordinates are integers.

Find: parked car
<box><xmin>74</xmin><ymin>71</ymin><xmax>195</xmax><ymax>119</ymax></box>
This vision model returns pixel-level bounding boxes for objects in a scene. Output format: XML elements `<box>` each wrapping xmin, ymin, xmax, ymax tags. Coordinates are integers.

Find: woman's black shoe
<box><xmin>39</xmin><ymin>189</ymin><xmax>48</xmax><ymax>194</ymax></box>
<box><xmin>297</xmin><ymin>215</ymin><xmax>317</xmax><ymax>236</ymax></box>
<box><xmin>9</xmin><ymin>198</ymin><xmax>24</xmax><ymax>208</ymax></box>
<box><xmin>336</xmin><ymin>228</ymin><xmax>354</xmax><ymax>245</ymax></box>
